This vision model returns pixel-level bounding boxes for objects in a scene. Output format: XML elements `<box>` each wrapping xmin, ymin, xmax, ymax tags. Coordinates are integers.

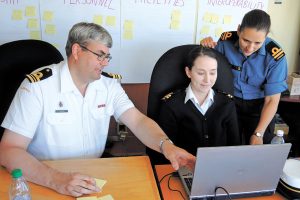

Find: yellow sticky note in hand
<box><xmin>77</xmin><ymin>197</ymin><xmax>97</xmax><ymax>200</ymax></box>
<box><xmin>98</xmin><ymin>194</ymin><xmax>114</xmax><ymax>200</ymax></box>
<box><xmin>95</xmin><ymin>178</ymin><xmax>107</xmax><ymax>189</ymax></box>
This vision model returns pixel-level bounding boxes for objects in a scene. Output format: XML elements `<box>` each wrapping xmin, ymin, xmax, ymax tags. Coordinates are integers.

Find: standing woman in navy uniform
<box><xmin>201</xmin><ymin>9</ymin><xmax>288</xmax><ymax>145</ymax></box>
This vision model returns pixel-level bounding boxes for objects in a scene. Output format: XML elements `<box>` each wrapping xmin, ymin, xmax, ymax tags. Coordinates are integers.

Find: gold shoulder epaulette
<box><xmin>161</xmin><ymin>92</ymin><xmax>174</xmax><ymax>101</ymax></box>
<box><xmin>26</xmin><ymin>68</ymin><xmax>52</xmax><ymax>83</ymax></box>
<box><xmin>266</xmin><ymin>41</ymin><xmax>285</xmax><ymax>61</ymax></box>
<box><xmin>216</xmin><ymin>90</ymin><xmax>234</xmax><ymax>99</ymax></box>
<box><xmin>101</xmin><ymin>71</ymin><xmax>122</xmax><ymax>79</ymax></box>
<box><xmin>219</xmin><ymin>31</ymin><xmax>238</xmax><ymax>42</ymax></box>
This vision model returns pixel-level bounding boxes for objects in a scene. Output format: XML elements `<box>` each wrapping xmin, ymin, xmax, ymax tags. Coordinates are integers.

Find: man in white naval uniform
<box><xmin>0</xmin><ymin>22</ymin><xmax>195</xmax><ymax>197</ymax></box>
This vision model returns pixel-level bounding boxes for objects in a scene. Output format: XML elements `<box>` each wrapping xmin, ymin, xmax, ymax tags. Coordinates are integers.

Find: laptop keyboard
<box><xmin>184</xmin><ymin>177</ymin><xmax>193</xmax><ymax>191</ymax></box>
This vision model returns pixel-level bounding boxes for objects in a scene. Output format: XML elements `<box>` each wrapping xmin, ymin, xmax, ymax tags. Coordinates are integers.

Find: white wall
<box><xmin>267</xmin><ymin>0</ymin><xmax>300</xmax><ymax>73</ymax></box>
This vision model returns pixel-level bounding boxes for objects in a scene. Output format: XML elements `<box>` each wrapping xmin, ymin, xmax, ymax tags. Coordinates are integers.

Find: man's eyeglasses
<box><xmin>79</xmin><ymin>45</ymin><xmax>112</xmax><ymax>62</ymax></box>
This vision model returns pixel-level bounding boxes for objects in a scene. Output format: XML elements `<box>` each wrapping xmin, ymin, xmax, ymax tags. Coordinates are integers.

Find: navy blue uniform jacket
<box><xmin>158</xmin><ymin>89</ymin><xmax>240</xmax><ymax>156</ymax></box>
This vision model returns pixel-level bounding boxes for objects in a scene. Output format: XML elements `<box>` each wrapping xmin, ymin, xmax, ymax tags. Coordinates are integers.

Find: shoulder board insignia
<box><xmin>161</xmin><ymin>92</ymin><xmax>174</xmax><ymax>101</ymax></box>
<box><xmin>26</xmin><ymin>68</ymin><xmax>52</xmax><ymax>83</ymax></box>
<box><xmin>101</xmin><ymin>71</ymin><xmax>122</xmax><ymax>79</ymax></box>
<box><xmin>266</xmin><ymin>41</ymin><xmax>285</xmax><ymax>61</ymax></box>
<box><xmin>216</xmin><ymin>89</ymin><xmax>234</xmax><ymax>99</ymax></box>
<box><xmin>219</xmin><ymin>31</ymin><xmax>238</xmax><ymax>42</ymax></box>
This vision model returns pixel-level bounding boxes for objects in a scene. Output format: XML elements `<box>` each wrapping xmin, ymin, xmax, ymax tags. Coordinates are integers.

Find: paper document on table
<box><xmin>77</xmin><ymin>197</ymin><xmax>97</xmax><ymax>200</ymax></box>
<box><xmin>95</xmin><ymin>178</ymin><xmax>107</xmax><ymax>188</ymax></box>
<box><xmin>98</xmin><ymin>194</ymin><xmax>114</xmax><ymax>200</ymax></box>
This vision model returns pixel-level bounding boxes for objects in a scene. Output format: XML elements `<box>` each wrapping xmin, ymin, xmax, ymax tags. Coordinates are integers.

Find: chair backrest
<box><xmin>147</xmin><ymin>44</ymin><xmax>233</xmax><ymax>121</ymax></box>
<box><xmin>0</xmin><ymin>40</ymin><xmax>64</xmax><ymax>139</ymax></box>
<box><xmin>146</xmin><ymin>44</ymin><xmax>234</xmax><ymax>164</ymax></box>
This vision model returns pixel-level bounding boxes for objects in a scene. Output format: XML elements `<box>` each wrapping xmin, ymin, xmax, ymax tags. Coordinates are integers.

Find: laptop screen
<box><xmin>179</xmin><ymin>144</ymin><xmax>291</xmax><ymax>200</ymax></box>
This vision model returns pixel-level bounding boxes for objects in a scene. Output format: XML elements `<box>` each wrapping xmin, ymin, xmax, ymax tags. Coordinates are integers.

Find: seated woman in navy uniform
<box><xmin>157</xmin><ymin>46</ymin><xmax>240</xmax><ymax>156</ymax></box>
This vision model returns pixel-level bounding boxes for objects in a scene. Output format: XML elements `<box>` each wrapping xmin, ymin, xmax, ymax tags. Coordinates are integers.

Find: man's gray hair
<box><xmin>65</xmin><ymin>22</ymin><xmax>112</xmax><ymax>57</ymax></box>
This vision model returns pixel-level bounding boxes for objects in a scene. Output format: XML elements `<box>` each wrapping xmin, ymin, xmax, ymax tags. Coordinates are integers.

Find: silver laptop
<box><xmin>178</xmin><ymin>144</ymin><xmax>291</xmax><ymax>200</ymax></box>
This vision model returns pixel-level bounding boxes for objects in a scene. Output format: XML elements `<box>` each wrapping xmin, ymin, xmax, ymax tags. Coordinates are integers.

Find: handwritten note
<box><xmin>45</xmin><ymin>24</ymin><xmax>56</xmax><ymax>35</ymax></box>
<box><xmin>27</xmin><ymin>18</ymin><xmax>38</xmax><ymax>29</ymax></box>
<box><xmin>29</xmin><ymin>31</ymin><xmax>41</xmax><ymax>40</ymax></box>
<box><xmin>25</xmin><ymin>6</ymin><xmax>36</xmax><ymax>17</ymax></box>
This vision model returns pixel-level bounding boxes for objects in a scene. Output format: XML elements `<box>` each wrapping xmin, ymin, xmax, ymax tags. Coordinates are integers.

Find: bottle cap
<box><xmin>277</xmin><ymin>130</ymin><xmax>284</xmax><ymax>137</ymax></box>
<box><xmin>11</xmin><ymin>169</ymin><xmax>23</xmax><ymax>178</ymax></box>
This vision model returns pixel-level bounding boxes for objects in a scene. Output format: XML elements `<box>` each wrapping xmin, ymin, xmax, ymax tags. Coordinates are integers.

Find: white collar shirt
<box><xmin>184</xmin><ymin>84</ymin><xmax>214</xmax><ymax>115</ymax></box>
<box><xmin>1</xmin><ymin>61</ymin><xmax>134</xmax><ymax>160</ymax></box>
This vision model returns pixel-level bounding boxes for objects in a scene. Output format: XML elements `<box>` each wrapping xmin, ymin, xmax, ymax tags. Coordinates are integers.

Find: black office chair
<box><xmin>0</xmin><ymin>40</ymin><xmax>64</xmax><ymax>140</ymax></box>
<box><xmin>146</xmin><ymin>44</ymin><xmax>234</xmax><ymax>164</ymax></box>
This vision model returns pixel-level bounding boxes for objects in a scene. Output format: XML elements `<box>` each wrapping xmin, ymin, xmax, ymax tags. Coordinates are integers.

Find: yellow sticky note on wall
<box><xmin>170</xmin><ymin>20</ymin><xmax>180</xmax><ymax>30</ymax></box>
<box><xmin>210</xmin><ymin>14</ymin><xmax>219</xmax><ymax>24</ymax></box>
<box><xmin>215</xmin><ymin>27</ymin><xmax>223</xmax><ymax>38</ymax></box>
<box><xmin>98</xmin><ymin>194</ymin><xmax>114</xmax><ymax>200</ymax></box>
<box><xmin>124</xmin><ymin>20</ymin><xmax>134</xmax><ymax>31</ymax></box>
<box><xmin>29</xmin><ymin>31</ymin><xmax>41</xmax><ymax>40</ymax></box>
<box><xmin>45</xmin><ymin>24</ymin><xmax>56</xmax><ymax>35</ymax></box>
<box><xmin>223</xmin><ymin>15</ymin><xmax>232</xmax><ymax>24</ymax></box>
<box><xmin>200</xmin><ymin>25</ymin><xmax>210</xmax><ymax>34</ymax></box>
<box><xmin>171</xmin><ymin>10</ymin><xmax>181</xmax><ymax>21</ymax></box>
<box><xmin>27</xmin><ymin>18</ymin><xmax>38</xmax><ymax>29</ymax></box>
<box><xmin>93</xmin><ymin>15</ymin><xmax>103</xmax><ymax>25</ymax></box>
<box><xmin>203</xmin><ymin>12</ymin><xmax>211</xmax><ymax>23</ymax></box>
<box><xmin>43</xmin><ymin>11</ymin><xmax>54</xmax><ymax>21</ymax></box>
<box><xmin>106</xmin><ymin>16</ymin><xmax>116</xmax><ymax>26</ymax></box>
<box><xmin>25</xmin><ymin>6</ymin><xmax>36</xmax><ymax>17</ymax></box>
<box><xmin>12</xmin><ymin>10</ymin><xmax>23</xmax><ymax>20</ymax></box>
<box><xmin>123</xmin><ymin>30</ymin><xmax>133</xmax><ymax>40</ymax></box>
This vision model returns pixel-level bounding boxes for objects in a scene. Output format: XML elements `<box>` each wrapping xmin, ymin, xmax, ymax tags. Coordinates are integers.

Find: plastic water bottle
<box><xmin>271</xmin><ymin>130</ymin><xmax>285</xmax><ymax>144</ymax></box>
<box><xmin>9</xmin><ymin>169</ymin><xmax>31</xmax><ymax>200</ymax></box>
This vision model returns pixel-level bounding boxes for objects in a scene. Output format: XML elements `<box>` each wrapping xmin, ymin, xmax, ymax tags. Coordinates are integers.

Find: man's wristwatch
<box><xmin>253</xmin><ymin>132</ymin><xmax>263</xmax><ymax>138</ymax></box>
<box><xmin>159</xmin><ymin>138</ymin><xmax>174</xmax><ymax>154</ymax></box>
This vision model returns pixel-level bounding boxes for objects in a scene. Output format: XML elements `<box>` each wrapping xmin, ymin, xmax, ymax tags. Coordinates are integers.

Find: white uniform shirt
<box><xmin>1</xmin><ymin>61</ymin><xmax>134</xmax><ymax>160</ymax></box>
<box><xmin>184</xmin><ymin>84</ymin><xmax>214</xmax><ymax>115</ymax></box>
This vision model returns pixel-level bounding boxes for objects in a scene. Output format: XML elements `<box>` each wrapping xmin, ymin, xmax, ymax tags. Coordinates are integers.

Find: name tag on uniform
<box><xmin>55</xmin><ymin>109</ymin><xmax>68</xmax><ymax>113</ymax></box>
